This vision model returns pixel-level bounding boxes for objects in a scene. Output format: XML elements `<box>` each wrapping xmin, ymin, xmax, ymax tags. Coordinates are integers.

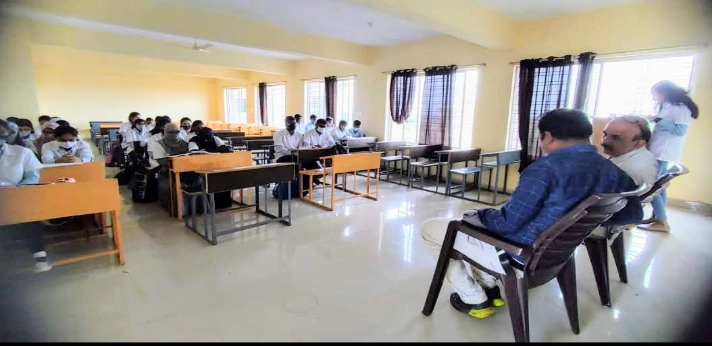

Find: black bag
<box><xmin>272</xmin><ymin>179</ymin><xmax>299</xmax><ymax>200</ymax></box>
<box><xmin>131</xmin><ymin>159</ymin><xmax>158</xmax><ymax>203</ymax></box>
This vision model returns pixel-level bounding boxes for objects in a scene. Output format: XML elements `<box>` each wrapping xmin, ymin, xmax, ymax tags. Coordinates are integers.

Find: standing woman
<box><xmin>639</xmin><ymin>80</ymin><xmax>699</xmax><ymax>232</ymax></box>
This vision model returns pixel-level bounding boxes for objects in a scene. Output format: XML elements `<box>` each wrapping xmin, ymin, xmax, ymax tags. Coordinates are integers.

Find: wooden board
<box><xmin>332</xmin><ymin>152</ymin><xmax>381</xmax><ymax>174</ymax></box>
<box><xmin>0</xmin><ymin>179</ymin><xmax>121</xmax><ymax>226</ymax></box>
<box><xmin>171</xmin><ymin>151</ymin><xmax>252</xmax><ymax>173</ymax></box>
<box><xmin>40</xmin><ymin>162</ymin><xmax>106</xmax><ymax>183</ymax></box>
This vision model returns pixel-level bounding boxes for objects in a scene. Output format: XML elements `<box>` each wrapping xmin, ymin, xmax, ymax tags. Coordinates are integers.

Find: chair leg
<box><xmin>502</xmin><ymin>274</ymin><xmax>529</xmax><ymax>343</ymax></box>
<box><xmin>422</xmin><ymin>224</ymin><xmax>458</xmax><ymax>316</ymax></box>
<box><xmin>556</xmin><ymin>257</ymin><xmax>580</xmax><ymax>334</ymax></box>
<box><xmin>610</xmin><ymin>234</ymin><xmax>628</xmax><ymax>284</ymax></box>
<box><xmin>584</xmin><ymin>238</ymin><xmax>611</xmax><ymax>307</ymax></box>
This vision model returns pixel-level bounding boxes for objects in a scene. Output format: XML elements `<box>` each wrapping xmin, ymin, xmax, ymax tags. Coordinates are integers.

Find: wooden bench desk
<box><xmin>40</xmin><ymin>162</ymin><xmax>106</xmax><ymax>183</ymax></box>
<box><xmin>0</xmin><ymin>179</ymin><xmax>125</xmax><ymax>267</ymax></box>
<box><xmin>300</xmin><ymin>152</ymin><xmax>381</xmax><ymax>211</ymax></box>
<box><xmin>187</xmin><ymin>163</ymin><xmax>295</xmax><ymax>245</ymax></box>
<box><xmin>167</xmin><ymin>152</ymin><xmax>253</xmax><ymax>220</ymax></box>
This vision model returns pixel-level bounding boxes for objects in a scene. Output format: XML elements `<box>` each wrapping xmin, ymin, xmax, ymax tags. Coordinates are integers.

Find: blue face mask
<box><xmin>0</xmin><ymin>136</ymin><xmax>7</xmax><ymax>146</ymax></box>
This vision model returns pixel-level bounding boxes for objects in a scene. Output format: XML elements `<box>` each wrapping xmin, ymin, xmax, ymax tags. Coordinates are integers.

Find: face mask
<box><xmin>286</xmin><ymin>124</ymin><xmax>296</xmax><ymax>131</ymax></box>
<box><xmin>59</xmin><ymin>141</ymin><xmax>77</xmax><ymax>150</ymax></box>
<box><xmin>316</xmin><ymin>128</ymin><xmax>324</xmax><ymax>134</ymax></box>
<box><xmin>137</xmin><ymin>125</ymin><xmax>144</xmax><ymax>131</ymax></box>
<box><xmin>19</xmin><ymin>130</ymin><xmax>31</xmax><ymax>139</ymax></box>
<box><xmin>7</xmin><ymin>133</ymin><xmax>17</xmax><ymax>143</ymax></box>
<box><xmin>0</xmin><ymin>136</ymin><xmax>7</xmax><ymax>146</ymax></box>
<box><xmin>164</xmin><ymin>133</ymin><xmax>179</xmax><ymax>141</ymax></box>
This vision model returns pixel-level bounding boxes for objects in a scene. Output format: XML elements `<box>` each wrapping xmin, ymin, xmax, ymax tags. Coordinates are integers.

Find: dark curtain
<box><xmin>258</xmin><ymin>82</ymin><xmax>268</xmax><ymax>125</ymax></box>
<box><xmin>419</xmin><ymin>65</ymin><xmax>457</xmax><ymax>147</ymax></box>
<box><xmin>517</xmin><ymin>56</ymin><xmax>574</xmax><ymax>171</ymax></box>
<box><xmin>389</xmin><ymin>69</ymin><xmax>417</xmax><ymax>124</ymax></box>
<box><xmin>324</xmin><ymin>76</ymin><xmax>337</xmax><ymax>120</ymax></box>
<box><xmin>573</xmin><ymin>52</ymin><xmax>597</xmax><ymax>110</ymax></box>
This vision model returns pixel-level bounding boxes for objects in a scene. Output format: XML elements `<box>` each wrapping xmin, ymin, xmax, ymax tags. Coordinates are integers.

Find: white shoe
<box><xmin>33</xmin><ymin>251</ymin><xmax>53</xmax><ymax>273</ymax></box>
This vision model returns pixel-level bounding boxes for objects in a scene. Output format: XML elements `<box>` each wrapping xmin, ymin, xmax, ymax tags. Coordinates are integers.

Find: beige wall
<box><xmin>288</xmin><ymin>0</ymin><xmax>711</xmax><ymax>203</ymax></box>
<box><xmin>33</xmin><ymin>62</ymin><xmax>219</xmax><ymax>128</ymax></box>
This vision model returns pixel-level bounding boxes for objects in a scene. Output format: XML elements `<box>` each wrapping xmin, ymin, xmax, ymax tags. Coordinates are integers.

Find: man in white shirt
<box><xmin>41</xmin><ymin>125</ymin><xmax>94</xmax><ymax>164</ymax></box>
<box><xmin>294</xmin><ymin>114</ymin><xmax>306</xmax><ymax>135</ymax></box>
<box><xmin>601</xmin><ymin>115</ymin><xmax>658</xmax><ymax>187</ymax></box>
<box><xmin>348</xmin><ymin>120</ymin><xmax>364</xmax><ymax>138</ymax></box>
<box><xmin>274</xmin><ymin>116</ymin><xmax>303</xmax><ymax>162</ymax></box>
<box><xmin>304</xmin><ymin>114</ymin><xmax>318</xmax><ymax>133</ymax></box>
<box><xmin>331</xmin><ymin>120</ymin><xmax>351</xmax><ymax>142</ymax></box>
<box><xmin>303</xmin><ymin>119</ymin><xmax>335</xmax><ymax>148</ymax></box>
<box><xmin>590</xmin><ymin>115</ymin><xmax>658</xmax><ymax>236</ymax></box>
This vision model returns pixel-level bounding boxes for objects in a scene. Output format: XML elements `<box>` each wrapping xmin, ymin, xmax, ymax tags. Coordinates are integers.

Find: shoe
<box><xmin>449</xmin><ymin>293</ymin><xmax>496</xmax><ymax>319</ymax></box>
<box><xmin>485</xmin><ymin>286</ymin><xmax>506</xmax><ymax>308</ymax></box>
<box><xmin>33</xmin><ymin>251</ymin><xmax>53</xmax><ymax>273</ymax></box>
<box><xmin>637</xmin><ymin>220</ymin><xmax>670</xmax><ymax>232</ymax></box>
<box><xmin>637</xmin><ymin>217</ymin><xmax>656</xmax><ymax>225</ymax></box>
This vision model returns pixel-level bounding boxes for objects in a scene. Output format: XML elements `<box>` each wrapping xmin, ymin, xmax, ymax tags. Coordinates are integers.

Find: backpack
<box><xmin>272</xmin><ymin>179</ymin><xmax>299</xmax><ymax>200</ymax></box>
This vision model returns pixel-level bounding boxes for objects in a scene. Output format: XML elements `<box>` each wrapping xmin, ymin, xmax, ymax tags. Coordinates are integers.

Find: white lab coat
<box><xmin>40</xmin><ymin>140</ymin><xmax>94</xmax><ymax>164</ymax></box>
<box><xmin>302</xmin><ymin>129</ymin><xmax>335</xmax><ymax>148</ymax></box>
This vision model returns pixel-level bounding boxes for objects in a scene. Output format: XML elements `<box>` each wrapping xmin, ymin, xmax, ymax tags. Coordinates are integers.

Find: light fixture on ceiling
<box><xmin>191</xmin><ymin>38</ymin><xmax>213</xmax><ymax>53</ymax></box>
<box><xmin>367</xmin><ymin>21</ymin><xmax>373</xmax><ymax>28</ymax></box>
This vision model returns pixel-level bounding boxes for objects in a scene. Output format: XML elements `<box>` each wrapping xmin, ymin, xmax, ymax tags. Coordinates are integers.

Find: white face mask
<box><xmin>59</xmin><ymin>140</ymin><xmax>77</xmax><ymax>150</ymax></box>
<box><xmin>19</xmin><ymin>130</ymin><xmax>31</xmax><ymax>138</ymax></box>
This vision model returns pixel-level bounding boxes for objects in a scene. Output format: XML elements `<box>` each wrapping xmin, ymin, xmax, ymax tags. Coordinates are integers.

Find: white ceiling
<box><xmin>476</xmin><ymin>0</ymin><xmax>644</xmax><ymax>20</ymax></box>
<box><xmin>161</xmin><ymin>0</ymin><xmax>441</xmax><ymax>46</ymax></box>
<box><xmin>6</xmin><ymin>7</ymin><xmax>307</xmax><ymax>60</ymax></box>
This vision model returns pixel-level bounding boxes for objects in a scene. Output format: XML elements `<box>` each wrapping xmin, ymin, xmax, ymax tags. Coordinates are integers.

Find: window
<box><xmin>504</xmin><ymin>54</ymin><xmax>695</xmax><ymax>150</ymax></box>
<box><xmin>259</xmin><ymin>83</ymin><xmax>286</xmax><ymax>128</ymax></box>
<box><xmin>303</xmin><ymin>77</ymin><xmax>355</xmax><ymax>123</ymax></box>
<box><xmin>223</xmin><ymin>87</ymin><xmax>247</xmax><ymax>123</ymax></box>
<box><xmin>385</xmin><ymin>68</ymin><xmax>479</xmax><ymax>148</ymax></box>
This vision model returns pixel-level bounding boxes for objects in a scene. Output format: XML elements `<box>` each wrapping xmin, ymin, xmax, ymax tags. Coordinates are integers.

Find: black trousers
<box><xmin>0</xmin><ymin>222</ymin><xmax>45</xmax><ymax>254</ymax></box>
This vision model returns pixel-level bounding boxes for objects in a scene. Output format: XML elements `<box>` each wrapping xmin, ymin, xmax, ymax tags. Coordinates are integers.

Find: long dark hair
<box><xmin>149</xmin><ymin>117</ymin><xmax>170</xmax><ymax>136</ymax></box>
<box><xmin>652</xmin><ymin>80</ymin><xmax>699</xmax><ymax>119</ymax></box>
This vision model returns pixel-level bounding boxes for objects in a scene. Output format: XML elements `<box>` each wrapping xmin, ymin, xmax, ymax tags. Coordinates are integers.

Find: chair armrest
<box><xmin>456</xmin><ymin>220</ymin><xmax>529</xmax><ymax>258</ymax></box>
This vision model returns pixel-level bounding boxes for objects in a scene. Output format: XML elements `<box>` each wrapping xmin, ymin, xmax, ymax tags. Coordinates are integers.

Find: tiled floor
<box><xmin>2</xmin><ymin>179</ymin><xmax>711</xmax><ymax>342</ymax></box>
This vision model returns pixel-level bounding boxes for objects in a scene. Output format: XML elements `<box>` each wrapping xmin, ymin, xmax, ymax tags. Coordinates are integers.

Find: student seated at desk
<box><xmin>33</xmin><ymin>122</ymin><xmax>58</xmax><ymax>157</ymax></box>
<box><xmin>189</xmin><ymin>127</ymin><xmax>231</xmax><ymax>153</ymax></box>
<box><xmin>186</xmin><ymin>120</ymin><xmax>226</xmax><ymax>146</ymax></box>
<box><xmin>16</xmin><ymin>119</ymin><xmax>37</xmax><ymax>143</ymax></box>
<box><xmin>147</xmin><ymin>123</ymin><xmax>189</xmax><ymax>167</ymax></box>
<box><xmin>0</xmin><ymin>119</ymin><xmax>51</xmax><ymax>272</ymax></box>
<box><xmin>36</xmin><ymin>115</ymin><xmax>51</xmax><ymax>136</ymax></box>
<box><xmin>4</xmin><ymin>120</ymin><xmax>26</xmax><ymax>147</ymax></box>
<box><xmin>179</xmin><ymin>117</ymin><xmax>192</xmax><ymax>142</ymax></box>
<box><xmin>274</xmin><ymin>116</ymin><xmax>304</xmax><ymax>163</ymax></box>
<box><xmin>331</xmin><ymin>120</ymin><xmax>351</xmax><ymax>142</ymax></box>
<box><xmin>145</xmin><ymin>116</ymin><xmax>171</xmax><ymax>159</ymax></box>
<box><xmin>120</xmin><ymin>112</ymin><xmax>142</xmax><ymax>150</ymax></box>
<box><xmin>41</xmin><ymin>126</ymin><xmax>94</xmax><ymax>164</ymax></box>
<box><xmin>303</xmin><ymin>119</ymin><xmax>335</xmax><ymax>149</ymax></box>
<box><xmin>348</xmin><ymin>120</ymin><xmax>364</xmax><ymax>138</ymax></box>
<box><xmin>304</xmin><ymin>114</ymin><xmax>318</xmax><ymax>133</ymax></box>
<box><xmin>126</xmin><ymin>118</ymin><xmax>148</xmax><ymax>155</ymax></box>
<box><xmin>144</xmin><ymin>117</ymin><xmax>154</xmax><ymax>132</ymax></box>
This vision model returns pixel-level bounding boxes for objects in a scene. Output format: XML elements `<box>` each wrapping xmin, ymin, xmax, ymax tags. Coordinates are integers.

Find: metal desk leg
<box><xmin>503</xmin><ymin>164</ymin><xmax>510</xmax><ymax>193</ymax></box>
<box><xmin>492</xmin><ymin>164</ymin><xmax>501</xmax><ymax>205</ymax></box>
<box><xmin>209</xmin><ymin>193</ymin><xmax>218</xmax><ymax>245</ymax></box>
<box><xmin>202</xmin><ymin>193</ymin><xmax>209</xmax><ymax>239</ymax></box>
<box><xmin>287</xmin><ymin>181</ymin><xmax>292</xmax><ymax>225</ymax></box>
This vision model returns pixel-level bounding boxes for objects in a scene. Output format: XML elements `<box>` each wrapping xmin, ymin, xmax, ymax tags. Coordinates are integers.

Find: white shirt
<box><xmin>610</xmin><ymin>147</ymin><xmax>658</xmax><ymax>187</ymax></box>
<box><xmin>273</xmin><ymin>129</ymin><xmax>304</xmax><ymax>160</ymax></box>
<box><xmin>41</xmin><ymin>140</ymin><xmax>94</xmax><ymax>164</ymax></box>
<box><xmin>0</xmin><ymin>143</ymin><xmax>43</xmax><ymax>186</ymax></box>
<box><xmin>304</xmin><ymin>122</ymin><xmax>317</xmax><ymax>133</ymax></box>
<box><xmin>295</xmin><ymin>121</ymin><xmax>307</xmax><ymax>135</ymax></box>
<box><xmin>146</xmin><ymin>133</ymin><xmax>164</xmax><ymax>169</ymax></box>
<box><xmin>302</xmin><ymin>128</ymin><xmax>335</xmax><ymax>148</ymax></box>
<box><xmin>331</xmin><ymin>127</ymin><xmax>350</xmax><ymax>141</ymax></box>
<box><xmin>119</xmin><ymin>121</ymin><xmax>132</xmax><ymax>139</ymax></box>
<box><xmin>125</xmin><ymin>128</ymin><xmax>148</xmax><ymax>154</ymax></box>
<box><xmin>649</xmin><ymin>103</ymin><xmax>692</xmax><ymax>163</ymax></box>
<box><xmin>179</xmin><ymin>128</ymin><xmax>190</xmax><ymax>142</ymax></box>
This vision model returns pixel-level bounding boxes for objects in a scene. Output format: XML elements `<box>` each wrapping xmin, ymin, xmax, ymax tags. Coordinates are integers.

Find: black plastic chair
<box><xmin>422</xmin><ymin>185</ymin><xmax>646</xmax><ymax>342</ymax></box>
<box><xmin>584</xmin><ymin>164</ymin><xmax>688</xmax><ymax>307</ymax></box>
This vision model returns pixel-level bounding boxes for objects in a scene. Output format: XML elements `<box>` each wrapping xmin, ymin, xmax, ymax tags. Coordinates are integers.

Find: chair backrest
<box><xmin>640</xmin><ymin>163</ymin><xmax>689</xmax><ymax>201</ymax></box>
<box><xmin>228</xmin><ymin>136</ymin><xmax>246</xmax><ymax>148</ymax></box>
<box><xmin>405</xmin><ymin>144</ymin><xmax>443</xmax><ymax>159</ymax></box>
<box><xmin>495</xmin><ymin>150</ymin><xmax>521</xmax><ymax>165</ymax></box>
<box><xmin>346</xmin><ymin>137</ymin><xmax>378</xmax><ymax>149</ymax></box>
<box><xmin>447</xmin><ymin>148</ymin><xmax>481</xmax><ymax>165</ymax></box>
<box><xmin>245</xmin><ymin>139</ymin><xmax>274</xmax><ymax>151</ymax></box>
<box><xmin>526</xmin><ymin>184</ymin><xmax>648</xmax><ymax>273</ymax></box>
<box><xmin>373</xmin><ymin>141</ymin><xmax>407</xmax><ymax>153</ymax></box>
<box><xmin>295</xmin><ymin>147</ymin><xmax>334</xmax><ymax>164</ymax></box>
<box><xmin>108</xmin><ymin>129</ymin><xmax>119</xmax><ymax>142</ymax></box>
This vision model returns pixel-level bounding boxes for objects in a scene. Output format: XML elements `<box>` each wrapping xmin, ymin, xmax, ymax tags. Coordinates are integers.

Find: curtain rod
<box><xmin>381</xmin><ymin>63</ymin><xmax>486</xmax><ymax>74</ymax></box>
<box><xmin>300</xmin><ymin>74</ymin><xmax>357</xmax><ymax>81</ymax></box>
<box><xmin>507</xmin><ymin>43</ymin><xmax>708</xmax><ymax>65</ymax></box>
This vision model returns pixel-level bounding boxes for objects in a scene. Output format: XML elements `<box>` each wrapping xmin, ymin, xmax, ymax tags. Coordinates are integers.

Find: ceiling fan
<box><xmin>190</xmin><ymin>38</ymin><xmax>213</xmax><ymax>53</ymax></box>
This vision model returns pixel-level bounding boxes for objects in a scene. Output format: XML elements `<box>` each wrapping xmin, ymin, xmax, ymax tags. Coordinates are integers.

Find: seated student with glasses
<box><xmin>40</xmin><ymin>125</ymin><xmax>94</xmax><ymax>164</ymax></box>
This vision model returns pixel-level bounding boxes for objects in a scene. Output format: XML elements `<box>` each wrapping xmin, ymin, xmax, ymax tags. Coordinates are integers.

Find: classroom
<box><xmin>0</xmin><ymin>0</ymin><xmax>711</xmax><ymax>342</ymax></box>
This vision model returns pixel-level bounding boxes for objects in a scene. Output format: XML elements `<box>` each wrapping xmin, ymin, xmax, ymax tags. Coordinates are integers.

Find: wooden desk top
<box><xmin>196</xmin><ymin>162</ymin><xmax>293</xmax><ymax>174</ymax></box>
<box><xmin>100</xmin><ymin>124</ymin><xmax>122</xmax><ymax>129</ymax></box>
